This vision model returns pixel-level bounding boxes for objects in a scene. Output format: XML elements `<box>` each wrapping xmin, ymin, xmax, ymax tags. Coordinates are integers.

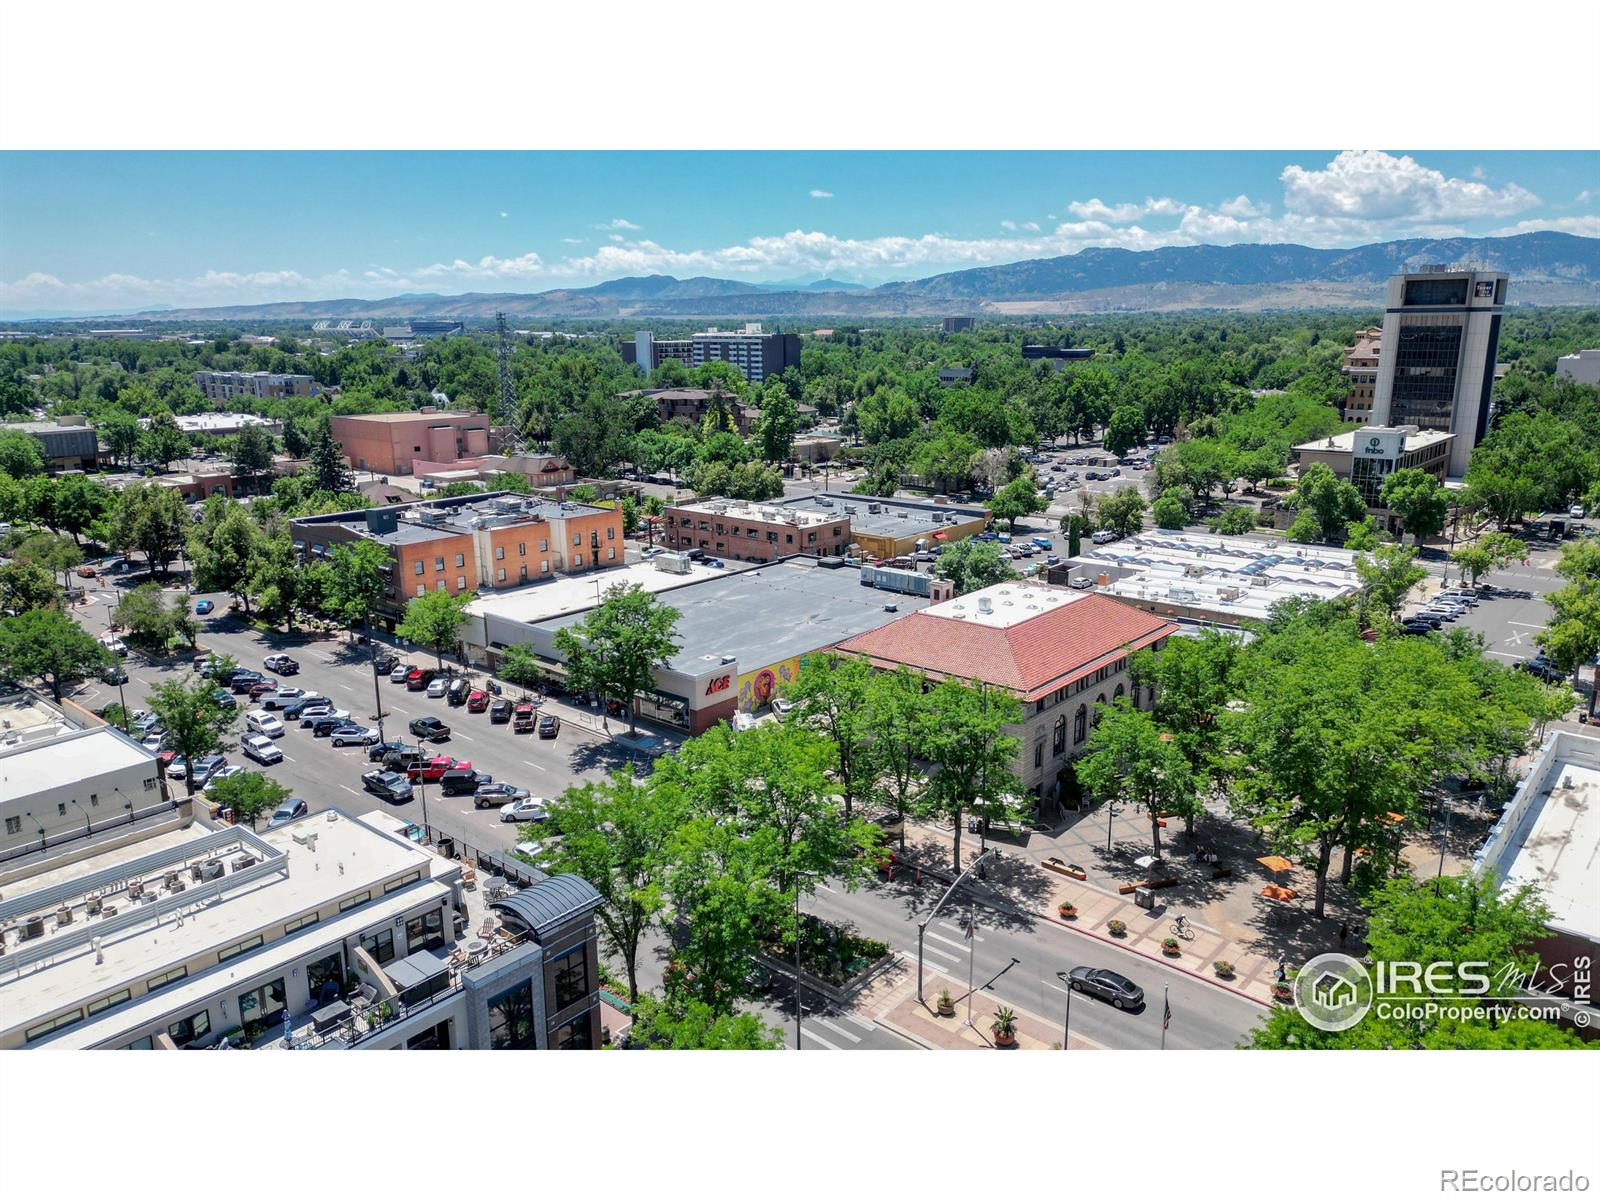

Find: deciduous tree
<box><xmin>0</xmin><ymin>608</ymin><xmax>109</xmax><ymax>701</ymax></box>
<box><xmin>552</xmin><ymin>584</ymin><xmax>681</xmax><ymax>735</ymax></box>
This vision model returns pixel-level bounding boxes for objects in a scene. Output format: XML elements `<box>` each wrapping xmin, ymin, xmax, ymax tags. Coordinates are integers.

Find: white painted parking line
<box><xmin>340</xmin><ymin>785</ymin><xmax>360</xmax><ymax>796</ymax></box>
<box><xmin>454</xmin><ymin>733</ymin><xmax>474</xmax><ymax>742</ymax></box>
<box><xmin>800</xmin><ymin>1026</ymin><xmax>842</xmax><ymax>1051</ymax></box>
<box><xmin>1487</xmin><ymin>651</ymin><xmax>1522</xmax><ymax>660</ymax></box>
<box><xmin>522</xmin><ymin>760</ymin><xmax>547</xmax><ymax>771</ymax></box>
<box><xmin>815</xmin><ymin>881</ymin><xmax>834</xmax><ymax>892</ymax></box>
<box><xmin>280</xmin><ymin>754</ymin><xmax>296</xmax><ymax>763</ymax></box>
<box><xmin>1507</xmin><ymin>621</ymin><xmax>1545</xmax><ymax>629</ymax></box>
<box><xmin>927</xmin><ymin>931</ymin><xmax>972</xmax><ymax>952</ymax></box>
<box><xmin>812</xmin><ymin>1016</ymin><xmax>861</xmax><ymax>1043</ymax></box>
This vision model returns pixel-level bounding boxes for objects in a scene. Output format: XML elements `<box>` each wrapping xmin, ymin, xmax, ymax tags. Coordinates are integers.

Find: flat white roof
<box><xmin>1477</xmin><ymin>731</ymin><xmax>1600</xmax><ymax>944</ymax></box>
<box><xmin>0</xmin><ymin>725</ymin><xmax>156</xmax><ymax>794</ymax></box>
<box><xmin>1082</xmin><ymin>531</ymin><xmax>1360</xmax><ymax>622</ymax></box>
<box><xmin>464</xmin><ymin>558</ymin><xmax>726</xmax><ymax>628</ymax></box>
<box><xmin>1293</xmin><ymin>427</ymin><xmax>1455</xmax><ymax>453</ymax></box>
<box><xmin>0</xmin><ymin>810</ymin><xmax>438</xmax><ymax>1038</ymax></box>
<box><xmin>926</xmin><ymin>582</ymin><xmax>1087</xmax><ymax>629</ymax></box>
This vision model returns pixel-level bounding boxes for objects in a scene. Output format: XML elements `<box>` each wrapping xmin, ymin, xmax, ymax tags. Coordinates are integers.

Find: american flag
<box><xmin>1162</xmin><ymin>994</ymin><xmax>1172</xmax><ymax>1031</ymax></box>
<box><xmin>964</xmin><ymin>916</ymin><xmax>975</xmax><ymax>942</ymax></box>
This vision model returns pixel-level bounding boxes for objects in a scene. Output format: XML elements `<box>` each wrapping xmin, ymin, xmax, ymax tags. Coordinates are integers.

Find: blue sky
<box><xmin>1</xmin><ymin>150</ymin><xmax>1596</xmax><ymax>314</ymax></box>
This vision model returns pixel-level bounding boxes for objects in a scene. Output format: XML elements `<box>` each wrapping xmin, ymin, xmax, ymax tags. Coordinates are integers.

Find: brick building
<box><xmin>662</xmin><ymin>498</ymin><xmax>851</xmax><ymax>563</ymax></box>
<box><xmin>193</xmin><ymin>371</ymin><xmax>321</xmax><ymax>402</ymax></box>
<box><xmin>331</xmin><ymin>410</ymin><xmax>491</xmax><ymax>476</ymax></box>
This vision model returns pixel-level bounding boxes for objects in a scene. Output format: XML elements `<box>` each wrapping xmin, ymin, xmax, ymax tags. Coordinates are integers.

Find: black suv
<box><xmin>229</xmin><ymin>670</ymin><xmax>266</xmax><ymax>694</ymax></box>
<box><xmin>383</xmin><ymin>745</ymin><xmax>428</xmax><ymax>773</ymax></box>
<box><xmin>373</xmin><ymin>653</ymin><xmax>399</xmax><ymax>674</ymax></box>
<box><xmin>439</xmin><ymin>768</ymin><xmax>491</xmax><ymax>796</ymax></box>
<box><xmin>489</xmin><ymin>698</ymin><xmax>513</xmax><ymax>723</ymax></box>
<box><xmin>446</xmin><ymin>677</ymin><xmax>471</xmax><ymax>706</ymax></box>
<box><xmin>311</xmin><ymin>714</ymin><xmax>348</xmax><ymax>738</ymax></box>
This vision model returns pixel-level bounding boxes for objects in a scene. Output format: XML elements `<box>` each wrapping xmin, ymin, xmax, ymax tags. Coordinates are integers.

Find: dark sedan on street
<box><xmin>489</xmin><ymin>698</ymin><xmax>513</xmax><ymax>723</ymax></box>
<box><xmin>1067</xmin><ymin>966</ymin><xmax>1145</xmax><ymax>1010</ymax></box>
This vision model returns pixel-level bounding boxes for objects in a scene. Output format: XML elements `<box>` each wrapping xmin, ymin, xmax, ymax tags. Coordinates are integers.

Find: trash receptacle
<box><xmin>1134</xmin><ymin>887</ymin><xmax>1155</xmax><ymax>909</ymax></box>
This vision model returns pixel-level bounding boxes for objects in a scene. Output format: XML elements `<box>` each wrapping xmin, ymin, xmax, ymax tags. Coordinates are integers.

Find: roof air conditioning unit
<box><xmin>22</xmin><ymin>916</ymin><xmax>46</xmax><ymax>940</ymax></box>
<box><xmin>977</xmin><ymin>596</ymin><xmax>993</xmax><ymax>614</ymax></box>
<box><xmin>231</xmin><ymin>854</ymin><xmax>256</xmax><ymax>871</ymax></box>
<box><xmin>867</xmin><ymin>503</ymin><xmax>881</xmax><ymax>514</ymax></box>
<box><xmin>198</xmin><ymin>860</ymin><xmax>225</xmax><ymax>882</ymax></box>
<box><xmin>55</xmin><ymin>905</ymin><xmax>73</xmax><ymax>926</ymax></box>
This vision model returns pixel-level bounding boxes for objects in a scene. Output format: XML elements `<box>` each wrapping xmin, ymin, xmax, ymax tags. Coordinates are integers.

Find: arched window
<box><xmin>1114</xmin><ymin>683</ymin><xmax>1125</xmax><ymax>701</ymax></box>
<box><xmin>1129</xmin><ymin>683</ymin><xmax>1141</xmax><ymax>709</ymax></box>
<box><xmin>1073</xmin><ymin>704</ymin><xmax>1087</xmax><ymax>744</ymax></box>
<box><xmin>1052</xmin><ymin>715</ymin><xmax>1067</xmax><ymax>755</ymax></box>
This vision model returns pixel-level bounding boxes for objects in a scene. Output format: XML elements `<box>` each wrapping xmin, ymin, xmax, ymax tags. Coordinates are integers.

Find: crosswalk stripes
<box><xmin>843</xmin><ymin>1014</ymin><xmax>875</xmax><ymax>1032</ymax></box>
<box><xmin>801</xmin><ymin>1025</ymin><xmax>844</xmax><ymax>1050</ymax></box>
<box><xmin>811</xmin><ymin>1016</ymin><xmax>861</xmax><ymax>1044</ymax></box>
<box><xmin>924</xmin><ymin>943</ymin><xmax>960</xmax><ymax>964</ymax></box>
<box><xmin>925</xmin><ymin>931</ymin><xmax>973</xmax><ymax>953</ymax></box>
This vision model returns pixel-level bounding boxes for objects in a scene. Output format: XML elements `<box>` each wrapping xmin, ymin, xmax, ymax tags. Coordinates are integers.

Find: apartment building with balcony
<box><xmin>193</xmin><ymin>371</ymin><xmax>321</xmax><ymax>402</ymax></box>
<box><xmin>0</xmin><ymin>809</ymin><xmax>603</xmax><ymax>1051</ymax></box>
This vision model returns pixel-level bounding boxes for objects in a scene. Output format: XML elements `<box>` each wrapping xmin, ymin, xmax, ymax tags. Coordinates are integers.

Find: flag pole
<box><xmin>1161</xmin><ymin>985</ymin><xmax>1170</xmax><ymax>1050</ymax></box>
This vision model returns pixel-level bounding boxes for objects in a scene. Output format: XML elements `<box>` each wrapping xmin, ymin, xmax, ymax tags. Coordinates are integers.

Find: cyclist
<box><xmin>1173</xmin><ymin>914</ymin><xmax>1190</xmax><ymax>937</ymax></box>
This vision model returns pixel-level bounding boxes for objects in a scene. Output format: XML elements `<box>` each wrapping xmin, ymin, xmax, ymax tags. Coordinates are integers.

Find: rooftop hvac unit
<box><xmin>977</xmin><ymin>596</ymin><xmax>994</xmax><ymax>614</ymax></box>
<box><xmin>128</xmin><ymin>880</ymin><xmax>144</xmax><ymax>899</ymax></box>
<box><xmin>55</xmin><ymin>905</ymin><xmax>73</xmax><ymax>926</ymax></box>
<box><xmin>844</xmin><ymin>505</ymin><xmax>857</xmax><ymax>514</ymax></box>
<box><xmin>197</xmin><ymin>860</ymin><xmax>225</xmax><ymax>883</ymax></box>
<box><xmin>884</xmin><ymin>603</ymin><xmax>898</xmax><ymax>612</ymax></box>
<box><xmin>231</xmin><ymin>854</ymin><xmax>257</xmax><ymax>871</ymax></box>
<box><xmin>22</xmin><ymin>916</ymin><xmax>45</xmax><ymax>940</ymax></box>
<box><xmin>163</xmin><ymin>871</ymin><xmax>181</xmax><ymax>890</ymax></box>
<box><xmin>86</xmin><ymin>895</ymin><xmax>102</xmax><ymax>917</ymax></box>
<box><xmin>867</xmin><ymin>503</ymin><xmax>881</xmax><ymax>514</ymax></box>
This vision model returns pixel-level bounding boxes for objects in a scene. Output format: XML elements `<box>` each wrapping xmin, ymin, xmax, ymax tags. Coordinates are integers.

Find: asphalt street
<box><xmin>804</xmin><ymin>871</ymin><xmax>1268</xmax><ymax>1050</ymax></box>
<box><xmin>68</xmin><ymin>578</ymin><xmax>633</xmax><ymax>856</ymax></box>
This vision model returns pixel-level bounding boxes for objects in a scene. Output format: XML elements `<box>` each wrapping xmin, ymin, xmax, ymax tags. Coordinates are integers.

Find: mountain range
<box><xmin>102</xmin><ymin>232</ymin><xmax>1600</xmax><ymax>323</ymax></box>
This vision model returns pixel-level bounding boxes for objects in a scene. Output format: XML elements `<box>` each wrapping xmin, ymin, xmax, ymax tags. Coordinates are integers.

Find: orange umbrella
<box><xmin>1256</xmin><ymin>855</ymin><xmax>1293</xmax><ymax>874</ymax></box>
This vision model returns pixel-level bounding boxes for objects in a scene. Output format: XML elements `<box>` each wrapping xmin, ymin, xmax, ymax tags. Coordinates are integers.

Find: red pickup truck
<box><xmin>513</xmin><ymin>703</ymin><xmax>537</xmax><ymax>733</ymax></box>
<box><xmin>407</xmin><ymin>756</ymin><xmax>469</xmax><ymax>782</ymax></box>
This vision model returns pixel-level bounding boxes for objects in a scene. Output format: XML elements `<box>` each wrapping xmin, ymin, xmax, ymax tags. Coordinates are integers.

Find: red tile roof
<box><xmin>836</xmin><ymin>593</ymin><xmax>1179</xmax><ymax>701</ymax></box>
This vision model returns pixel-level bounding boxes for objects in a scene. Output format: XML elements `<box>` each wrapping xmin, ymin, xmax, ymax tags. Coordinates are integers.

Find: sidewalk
<box><xmin>885</xmin><ymin>821</ymin><xmax>1281</xmax><ymax>1006</ymax></box>
<box><xmin>869</xmin><ymin>961</ymin><xmax>1101</xmax><ymax>1051</ymax></box>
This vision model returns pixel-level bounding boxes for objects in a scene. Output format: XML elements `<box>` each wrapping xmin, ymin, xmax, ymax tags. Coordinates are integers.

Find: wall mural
<box><xmin>736</xmin><ymin>656</ymin><xmax>800</xmax><ymax>712</ymax></box>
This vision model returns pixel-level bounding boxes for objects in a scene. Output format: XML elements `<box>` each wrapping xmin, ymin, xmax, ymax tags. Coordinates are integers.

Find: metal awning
<box><xmin>385</xmin><ymin>947</ymin><xmax>450</xmax><ymax>994</ymax></box>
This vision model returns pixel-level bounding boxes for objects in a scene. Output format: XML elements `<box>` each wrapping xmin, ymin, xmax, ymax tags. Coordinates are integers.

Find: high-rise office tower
<box><xmin>1368</xmin><ymin>266</ymin><xmax>1507</xmax><ymax>477</ymax></box>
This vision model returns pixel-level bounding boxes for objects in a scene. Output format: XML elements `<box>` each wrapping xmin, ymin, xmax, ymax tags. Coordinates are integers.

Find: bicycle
<box><xmin>1169</xmin><ymin>917</ymin><xmax>1196</xmax><ymax>941</ymax></box>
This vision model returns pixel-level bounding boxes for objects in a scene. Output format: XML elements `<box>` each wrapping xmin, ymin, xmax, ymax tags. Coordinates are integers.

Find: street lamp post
<box><xmin>1056</xmin><ymin>969</ymin><xmax>1074</xmax><ymax>1049</ymax></box>
<box><xmin>793</xmin><ymin>884</ymin><xmax>804</xmax><ymax>1050</ymax></box>
<box><xmin>915</xmin><ymin>847</ymin><xmax>996</xmax><ymax>1003</ymax></box>
<box><xmin>1106</xmin><ymin>800</ymin><xmax>1120</xmax><ymax>852</ymax></box>
<box><xmin>366</xmin><ymin>613</ymin><xmax>386</xmax><ymax>744</ymax></box>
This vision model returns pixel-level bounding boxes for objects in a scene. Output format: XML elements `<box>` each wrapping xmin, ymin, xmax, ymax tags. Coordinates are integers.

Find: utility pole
<box><xmin>793</xmin><ymin>885</ymin><xmax>804</xmax><ymax>1050</ymax></box>
<box><xmin>963</xmin><ymin>901</ymin><xmax>977</xmax><ymax>1028</ymax></box>
<box><xmin>366</xmin><ymin>613</ymin><xmax>385</xmax><ymax>744</ymax></box>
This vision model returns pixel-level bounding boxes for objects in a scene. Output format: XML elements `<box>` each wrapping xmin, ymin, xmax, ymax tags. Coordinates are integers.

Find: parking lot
<box><xmin>67</xmin><ymin>576</ymin><xmax>638</xmax><ymax>855</ymax></box>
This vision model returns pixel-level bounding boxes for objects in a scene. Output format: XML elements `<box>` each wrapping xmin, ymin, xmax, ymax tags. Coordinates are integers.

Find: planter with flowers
<box><xmin>1107</xmin><ymin>919</ymin><xmax>1127</xmax><ymax>937</ymax></box>
<box><xmin>1161</xmin><ymin>936</ymin><xmax>1182</xmax><ymax>957</ymax></box>
<box><xmin>936</xmin><ymin>988</ymin><xmax>956</xmax><ymax>1018</ymax></box>
<box><xmin>1213</xmin><ymin>960</ymin><xmax>1236</xmax><ymax>979</ymax></box>
<box><xmin>1057</xmin><ymin>901</ymin><xmax>1078</xmax><ymax>920</ymax></box>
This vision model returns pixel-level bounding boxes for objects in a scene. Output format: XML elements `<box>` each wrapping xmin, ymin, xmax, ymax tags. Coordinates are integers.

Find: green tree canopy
<box><xmin>147</xmin><ymin>673</ymin><xmax>239</xmax><ymax>795</ymax></box>
<box><xmin>396</xmin><ymin>588</ymin><xmax>474</xmax><ymax>669</ymax></box>
<box><xmin>552</xmin><ymin>584</ymin><xmax>681</xmax><ymax>735</ymax></box>
<box><xmin>0</xmin><ymin>608</ymin><xmax>109</xmax><ymax>701</ymax></box>
<box><xmin>932</xmin><ymin>538</ymin><xmax>1016</xmax><ymax>596</ymax></box>
<box><xmin>1379</xmin><ymin>467</ymin><xmax>1448</xmax><ymax>547</ymax></box>
<box><xmin>206</xmin><ymin>771</ymin><xmax>292</xmax><ymax>828</ymax></box>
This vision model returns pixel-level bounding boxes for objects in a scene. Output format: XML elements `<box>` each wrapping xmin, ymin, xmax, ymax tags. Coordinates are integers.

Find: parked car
<box><xmin>246</xmin><ymin>710</ymin><xmax>285</xmax><ymax>738</ymax></box>
<box><xmin>425</xmin><ymin>677</ymin><xmax>449</xmax><ymax>699</ymax></box>
<box><xmin>195</xmin><ymin>599</ymin><xmax>214</xmax><ymax>615</ymax></box>
<box><xmin>1520</xmin><ymin>654</ymin><xmax>1564</xmax><ymax>682</ymax></box>
<box><xmin>103</xmin><ymin>663</ymin><xmax>129</xmax><ymax>685</ymax></box>
<box><xmin>474</xmin><ymin>781</ymin><xmax>531</xmax><ymax>808</ymax></box>
<box><xmin>99</xmin><ymin>634</ymin><xmax>129</xmax><ymax>657</ymax></box>
<box><xmin>266</xmin><ymin>799</ymin><xmax>309</xmax><ymax>828</ymax></box>
<box><xmin>370</xmin><ymin>739</ymin><xmax>419</xmax><ymax>763</ymax></box>
<box><xmin>1570</xmin><ymin>505</ymin><xmax>1586</xmax><ymax>520</ymax></box>
<box><xmin>241</xmin><ymin>733</ymin><xmax>283</xmax><ymax>765</ymax></box>
<box><xmin>301</xmin><ymin>707</ymin><xmax>351</xmax><ymax>729</ymax></box>
<box><xmin>513</xmin><ymin>703</ymin><xmax>537</xmax><ymax>733</ymax></box>
<box><xmin>439</xmin><ymin>768</ymin><xmax>492</xmax><ymax>796</ymax></box>
<box><xmin>280</xmin><ymin>694</ymin><xmax>327</xmax><ymax>718</ymax></box>
<box><xmin>1400</xmin><ymin>621</ymin><xmax>1434</xmax><ymax>636</ymax></box>
<box><xmin>406</xmin><ymin>755</ymin><xmax>465</xmax><ymax>782</ymax></box>
<box><xmin>466</xmin><ymin>688</ymin><xmax>490</xmax><ymax>713</ymax></box>
<box><xmin>258</xmin><ymin>687</ymin><xmax>309</xmax><ymax>710</ymax></box>
<box><xmin>312</xmin><ymin>714</ymin><xmax>356</xmax><ymax>738</ymax></box>
<box><xmin>329</xmin><ymin>723</ymin><xmax>379</xmax><ymax>747</ymax></box>
<box><xmin>263</xmin><ymin>653</ymin><xmax>299</xmax><ymax>674</ymax></box>
<box><xmin>191</xmin><ymin>753</ymin><xmax>227</xmax><ymax>784</ymax></box>
<box><xmin>489</xmin><ymin>698</ymin><xmax>514</xmax><ymax>723</ymax></box>
<box><xmin>390</xmin><ymin>663</ymin><xmax>412</xmax><ymax>683</ymax></box>
<box><xmin>537</xmin><ymin>713</ymin><xmax>561</xmax><ymax>739</ymax></box>
<box><xmin>373</xmin><ymin>653</ymin><xmax>399</xmax><ymax>673</ymax></box>
<box><xmin>165</xmin><ymin>756</ymin><xmax>189</xmax><ymax>779</ymax></box>
<box><xmin>447</xmin><ymin>678</ymin><xmax>471</xmax><ymax>706</ymax></box>
<box><xmin>229</xmin><ymin>670</ymin><xmax>266</xmax><ymax>694</ymax></box>
<box><xmin>384</xmin><ymin>745</ymin><xmax>428</xmax><ymax>773</ymax></box>
<box><xmin>1067</xmin><ymin>966</ymin><xmax>1145</xmax><ymax>1010</ymax></box>
<box><xmin>361</xmin><ymin>770</ymin><xmax>414</xmax><ymax>802</ymax></box>
<box><xmin>139</xmin><ymin>732</ymin><xmax>165</xmax><ymax>752</ymax></box>
<box><xmin>248</xmin><ymin>680</ymin><xmax>278</xmax><ymax>700</ymax></box>
<box><xmin>409</xmin><ymin>715</ymin><xmax>451</xmax><ymax>742</ymax></box>
<box><xmin>1091</xmin><ymin>530</ymin><xmax>1117</xmax><ymax>544</ymax></box>
<box><xmin>500</xmin><ymin>796</ymin><xmax>550</xmax><ymax>823</ymax></box>
<box><xmin>212</xmin><ymin>688</ymin><xmax>238</xmax><ymax>710</ymax></box>
<box><xmin>406</xmin><ymin>667</ymin><xmax>437</xmax><ymax>691</ymax></box>
<box><xmin>1069</xmin><ymin>577</ymin><xmax>1094</xmax><ymax>590</ymax></box>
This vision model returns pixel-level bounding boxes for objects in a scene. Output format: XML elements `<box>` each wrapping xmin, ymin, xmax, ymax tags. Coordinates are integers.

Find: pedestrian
<box><xmin>1338</xmin><ymin>921</ymin><xmax>1349</xmax><ymax>947</ymax></box>
<box><xmin>1275</xmin><ymin>958</ymin><xmax>1287</xmax><ymax>983</ymax></box>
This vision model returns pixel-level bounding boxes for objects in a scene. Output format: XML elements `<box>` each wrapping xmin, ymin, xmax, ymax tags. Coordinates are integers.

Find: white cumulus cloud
<box><xmin>1491</xmin><ymin>215</ymin><xmax>1600</xmax><ymax>238</ymax></box>
<box><xmin>809</xmin><ymin>189</ymin><xmax>833</xmax><ymax>199</ymax></box>
<box><xmin>1281</xmin><ymin>150</ymin><xmax>1538</xmax><ymax>221</ymax></box>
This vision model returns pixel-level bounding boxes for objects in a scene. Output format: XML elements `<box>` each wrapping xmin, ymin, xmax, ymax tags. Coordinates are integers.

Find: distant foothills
<box><xmin>27</xmin><ymin>232</ymin><xmax>1600</xmax><ymax>324</ymax></box>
